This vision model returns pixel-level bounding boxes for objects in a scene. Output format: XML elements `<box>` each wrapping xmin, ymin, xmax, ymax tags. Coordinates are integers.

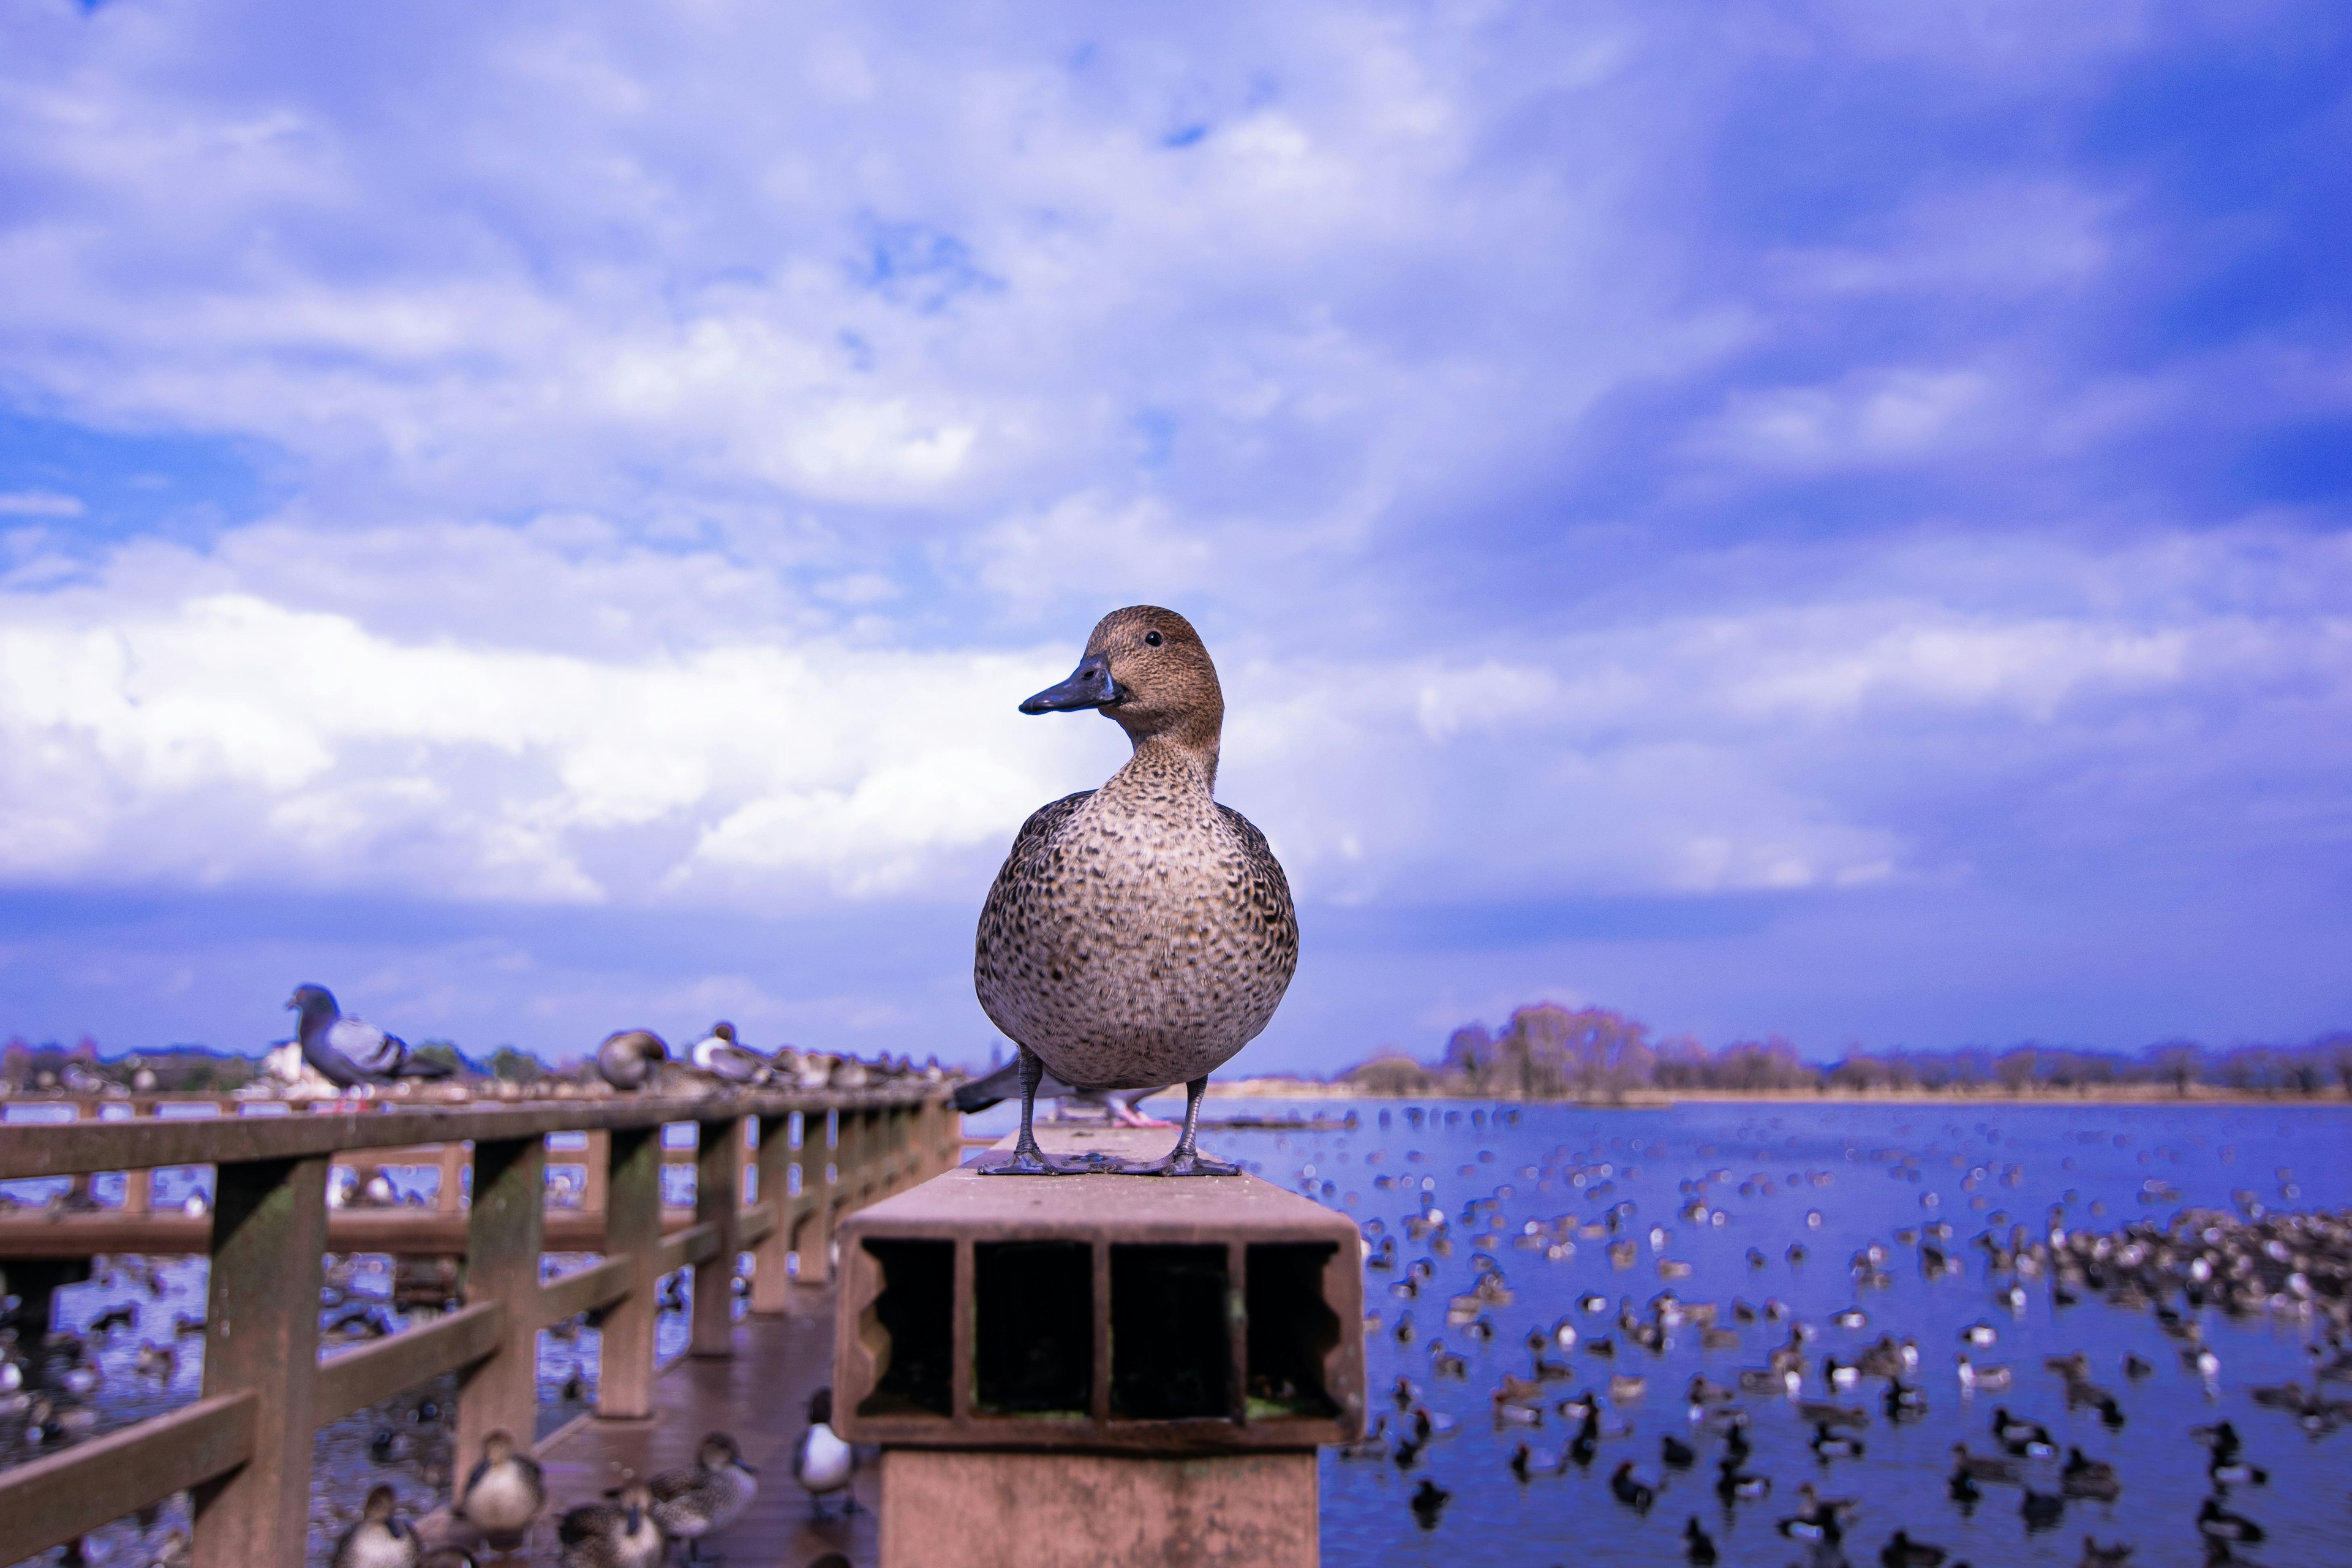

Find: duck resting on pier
<box><xmin>973</xmin><ymin>606</ymin><xmax>1299</xmax><ymax>1176</ymax></box>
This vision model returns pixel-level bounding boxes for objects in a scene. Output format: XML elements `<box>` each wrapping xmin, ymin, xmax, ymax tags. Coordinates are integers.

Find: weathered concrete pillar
<box><xmin>190</xmin><ymin>1154</ymin><xmax>329</xmax><ymax>1568</ymax></box>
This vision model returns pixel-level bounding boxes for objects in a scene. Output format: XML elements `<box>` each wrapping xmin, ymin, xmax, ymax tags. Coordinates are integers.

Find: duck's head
<box><xmin>1021</xmin><ymin>605</ymin><xmax>1223</xmax><ymax>765</ymax></box>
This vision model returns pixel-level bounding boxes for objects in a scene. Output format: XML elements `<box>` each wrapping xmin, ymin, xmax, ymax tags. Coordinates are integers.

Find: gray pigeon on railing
<box><xmin>288</xmin><ymin>985</ymin><xmax>454</xmax><ymax>1089</ymax></box>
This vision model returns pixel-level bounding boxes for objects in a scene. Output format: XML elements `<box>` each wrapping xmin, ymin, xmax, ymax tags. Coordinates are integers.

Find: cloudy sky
<box><xmin>1</xmin><ymin>1</ymin><xmax>2346</xmax><ymax>1071</ymax></box>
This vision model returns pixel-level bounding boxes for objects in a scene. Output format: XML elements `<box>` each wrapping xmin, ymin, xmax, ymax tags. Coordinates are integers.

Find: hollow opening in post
<box><xmin>856</xmin><ymin>1238</ymin><xmax>953</xmax><ymax>1418</ymax></box>
<box><xmin>1110</xmin><ymin>1243</ymin><xmax>1231</xmax><ymax>1420</ymax></box>
<box><xmin>1246</xmin><ymin>1242</ymin><xmax>1341</xmax><ymax>1418</ymax></box>
<box><xmin>973</xmin><ymin>1240</ymin><xmax>1091</xmax><ymax>1415</ymax></box>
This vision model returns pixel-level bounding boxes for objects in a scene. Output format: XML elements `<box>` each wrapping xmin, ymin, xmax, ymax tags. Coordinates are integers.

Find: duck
<box><xmin>1609</xmin><ymin>1461</ymin><xmax>1656</xmax><ymax>1515</ymax></box>
<box><xmin>1879</xmin><ymin>1529</ymin><xmax>1948</xmax><ymax>1567</ymax></box>
<box><xmin>2196</xmin><ymin>1498</ymin><xmax>2264</xmax><ymax>1544</ymax></box>
<box><xmin>791</xmin><ymin>1388</ymin><xmax>858</xmax><ymax>1519</ymax></box>
<box><xmin>686</xmin><ymin>1023</ymin><xmax>767</xmax><ymax>1084</ymax></box>
<box><xmin>2021</xmin><ymin>1488</ymin><xmax>2066</xmax><ymax>1529</ymax></box>
<box><xmin>1410</xmin><ymin>1477</ymin><xmax>1450</xmax><ymax>1528</ymax></box>
<box><xmin>1811</xmin><ymin>1422</ymin><xmax>1864</xmax><ymax>1460</ymax></box>
<box><xmin>1661</xmin><ymin>1434</ymin><xmax>1697</xmax><ymax>1469</ymax></box>
<box><xmin>1509</xmin><ymin>1440</ymin><xmax>1561</xmax><ymax>1478</ymax></box>
<box><xmin>594</xmin><ymin>1031</ymin><xmax>669</xmax><ymax>1093</ymax></box>
<box><xmin>330</xmin><ymin>1485</ymin><xmax>420</xmax><ymax>1568</ymax></box>
<box><xmin>557</xmin><ymin>1479</ymin><xmax>664</xmax><ymax>1568</ymax></box>
<box><xmin>2078</xmin><ymin>1538</ymin><xmax>2134</xmax><ymax>1566</ymax></box>
<box><xmin>1950</xmin><ymin>1443</ymin><xmax>2018</xmax><ymax>1483</ymax></box>
<box><xmin>650</xmin><ymin>1430</ymin><xmax>758</xmax><ymax>1558</ymax></box>
<box><xmin>454</xmin><ymin>1430</ymin><xmax>545</xmax><ymax>1550</ymax></box>
<box><xmin>973</xmin><ymin>607</ymin><xmax>1298</xmax><ymax>1177</ymax></box>
<box><xmin>1684</xmin><ymin>1517</ymin><xmax>1719</xmax><ymax>1564</ymax></box>
<box><xmin>1956</xmin><ymin>1353</ymin><xmax>2011</xmax><ymax>1392</ymax></box>
<box><xmin>2060</xmin><ymin>1448</ymin><xmax>2119</xmax><ymax>1501</ymax></box>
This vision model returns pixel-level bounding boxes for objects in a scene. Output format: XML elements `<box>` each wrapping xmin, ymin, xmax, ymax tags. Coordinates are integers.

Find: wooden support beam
<box><xmin>454</xmin><ymin>1136</ymin><xmax>545</xmax><ymax>1472</ymax></box>
<box><xmin>596</xmin><ymin>1125</ymin><xmax>661</xmax><ymax>1422</ymax></box>
<box><xmin>316</xmin><ymin>1302</ymin><xmax>504</xmax><ymax>1425</ymax></box>
<box><xmin>437</xmin><ymin>1139</ymin><xmax>467</xmax><ymax>1213</ymax></box>
<box><xmin>191</xmin><ymin>1155</ymin><xmax>328</xmax><ymax>1568</ymax></box>
<box><xmin>0</xmin><ymin>1392</ymin><xmax>255</xmax><ymax>1568</ymax></box>
<box><xmin>749</xmin><ymin>1112</ymin><xmax>796</xmax><ymax>1314</ymax></box>
<box><xmin>690</xmin><ymin>1115</ymin><xmax>743</xmax><ymax>1358</ymax></box>
<box><xmin>538</xmin><ymin>1255</ymin><xmax>632</xmax><ymax>1325</ymax></box>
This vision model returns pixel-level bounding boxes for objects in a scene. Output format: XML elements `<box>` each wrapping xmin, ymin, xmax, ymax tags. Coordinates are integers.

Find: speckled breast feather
<box><xmin>974</xmin><ymin>744</ymin><xmax>1298</xmax><ymax>1090</ymax></box>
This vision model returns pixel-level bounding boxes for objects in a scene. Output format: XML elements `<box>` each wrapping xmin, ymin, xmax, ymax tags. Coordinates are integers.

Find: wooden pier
<box><xmin>0</xmin><ymin>1086</ymin><xmax>959</xmax><ymax>1567</ymax></box>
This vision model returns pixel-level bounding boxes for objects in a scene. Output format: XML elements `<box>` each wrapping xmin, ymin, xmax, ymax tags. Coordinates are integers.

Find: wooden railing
<box><xmin>0</xmin><ymin>1086</ymin><xmax>959</xmax><ymax>1567</ymax></box>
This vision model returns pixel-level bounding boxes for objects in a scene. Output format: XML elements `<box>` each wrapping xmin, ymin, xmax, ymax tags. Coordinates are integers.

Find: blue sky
<box><xmin>1</xmin><ymin>1</ymin><xmax>2346</xmax><ymax>1071</ymax></box>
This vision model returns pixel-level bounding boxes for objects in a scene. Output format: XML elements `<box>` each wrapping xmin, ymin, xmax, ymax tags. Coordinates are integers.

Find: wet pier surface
<box><xmin>517</xmin><ymin>1299</ymin><xmax>876</xmax><ymax>1566</ymax></box>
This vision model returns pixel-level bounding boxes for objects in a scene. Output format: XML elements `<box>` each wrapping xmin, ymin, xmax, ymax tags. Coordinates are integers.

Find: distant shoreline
<box><xmin>1205</xmin><ymin>1077</ymin><xmax>2352</xmax><ymax>1107</ymax></box>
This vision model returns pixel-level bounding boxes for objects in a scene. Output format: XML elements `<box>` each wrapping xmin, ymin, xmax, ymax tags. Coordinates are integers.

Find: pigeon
<box><xmin>288</xmin><ymin>986</ymin><xmax>451</xmax><ymax>1089</ymax></box>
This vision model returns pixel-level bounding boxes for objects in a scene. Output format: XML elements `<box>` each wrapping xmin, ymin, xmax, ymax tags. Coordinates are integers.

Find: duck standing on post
<box><xmin>975</xmin><ymin>606</ymin><xmax>1298</xmax><ymax>1176</ymax></box>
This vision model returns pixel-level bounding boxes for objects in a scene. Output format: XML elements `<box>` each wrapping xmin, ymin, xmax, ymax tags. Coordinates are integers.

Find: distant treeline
<box><xmin>1341</xmin><ymin>1003</ymin><xmax>2352</xmax><ymax>1099</ymax></box>
<box><xmin>1</xmin><ymin>1036</ymin><xmax>546</xmax><ymax>1093</ymax></box>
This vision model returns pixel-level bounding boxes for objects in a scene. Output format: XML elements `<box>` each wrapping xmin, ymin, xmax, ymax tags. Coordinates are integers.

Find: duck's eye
<box><xmin>1144</xmin><ymin>630</ymin><xmax>1163</xmax><ymax>646</ymax></box>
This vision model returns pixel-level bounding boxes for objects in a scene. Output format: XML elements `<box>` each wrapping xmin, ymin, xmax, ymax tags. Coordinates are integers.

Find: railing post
<box><xmin>788</xmin><ymin>1112</ymin><xmax>832</xmax><ymax>1294</ymax></box>
<box><xmin>750</xmin><ymin>1112</ymin><xmax>794</xmax><ymax>1316</ymax></box>
<box><xmin>437</xmin><ymin>1140</ymin><xmax>466</xmax><ymax>1213</ymax></box>
<box><xmin>691</xmin><ymin>1115</ymin><xmax>744</xmax><ymax>1357</ymax></box>
<box><xmin>123</xmin><ymin>1099</ymin><xmax>153</xmax><ymax>1217</ymax></box>
<box><xmin>454</xmin><ymin>1136</ymin><xmax>545</xmax><ymax>1468</ymax></box>
<box><xmin>190</xmin><ymin>1154</ymin><xmax>328</xmax><ymax>1568</ymax></box>
<box><xmin>597</xmin><ymin>1125</ymin><xmax>662</xmax><ymax>1420</ymax></box>
<box><xmin>582</xmin><ymin>1129</ymin><xmax>609</xmax><ymax>1213</ymax></box>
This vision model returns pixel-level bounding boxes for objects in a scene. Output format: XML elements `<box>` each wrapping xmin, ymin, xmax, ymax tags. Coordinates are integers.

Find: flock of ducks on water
<box><xmin>1351</xmin><ymin>1162</ymin><xmax>2350</xmax><ymax>1568</ymax></box>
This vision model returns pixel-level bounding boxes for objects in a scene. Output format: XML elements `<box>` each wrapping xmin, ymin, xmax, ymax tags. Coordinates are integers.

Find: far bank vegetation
<box><xmin>1335</xmin><ymin>1003</ymin><xmax>2352</xmax><ymax>1102</ymax></box>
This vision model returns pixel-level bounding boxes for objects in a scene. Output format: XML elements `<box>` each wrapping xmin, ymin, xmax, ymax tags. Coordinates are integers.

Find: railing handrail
<box><xmin>0</xmin><ymin>1083</ymin><xmax>939</xmax><ymax>1182</ymax></box>
<box><xmin>0</xmin><ymin>1084</ymin><xmax>962</xmax><ymax>1568</ymax></box>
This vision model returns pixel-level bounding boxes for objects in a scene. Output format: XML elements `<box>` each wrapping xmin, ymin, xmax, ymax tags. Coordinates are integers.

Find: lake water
<box><xmin>7</xmin><ymin>1098</ymin><xmax>2348</xmax><ymax>1567</ymax></box>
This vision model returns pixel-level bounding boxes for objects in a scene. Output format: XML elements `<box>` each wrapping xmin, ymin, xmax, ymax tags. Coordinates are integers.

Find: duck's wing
<box><xmin>299</xmin><ymin>1034</ymin><xmax>372</xmax><ymax>1088</ymax></box>
<box><xmin>1216</xmin><ymin>804</ymin><xmax>1301</xmax><ymax>953</ymax></box>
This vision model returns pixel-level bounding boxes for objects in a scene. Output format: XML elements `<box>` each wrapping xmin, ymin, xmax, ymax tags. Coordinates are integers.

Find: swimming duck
<box><xmin>2061</xmin><ymin>1448</ymin><xmax>2120</xmax><ymax>1501</ymax></box>
<box><xmin>1879</xmin><ymin>1529</ymin><xmax>1948</xmax><ymax>1567</ymax></box>
<box><xmin>454</xmin><ymin>1429</ymin><xmax>545</xmax><ymax>1550</ymax></box>
<box><xmin>973</xmin><ymin>607</ymin><xmax>1299</xmax><ymax>1177</ymax></box>
<box><xmin>330</xmin><ymin>1485</ymin><xmax>420</xmax><ymax>1568</ymax></box>
<box><xmin>650</xmin><ymin>1431</ymin><xmax>758</xmax><ymax>1559</ymax></box>
<box><xmin>2196</xmin><ymin>1497</ymin><xmax>2264</xmax><ymax>1544</ymax></box>
<box><xmin>1684</xmin><ymin>1517</ymin><xmax>1719</xmax><ymax>1564</ymax></box>
<box><xmin>2078</xmin><ymin>1538</ymin><xmax>2134</xmax><ymax>1566</ymax></box>
<box><xmin>556</xmin><ymin>1480</ymin><xmax>664</xmax><ymax>1568</ymax></box>
<box><xmin>791</xmin><ymin>1388</ymin><xmax>858</xmax><ymax>1519</ymax></box>
<box><xmin>1409</xmin><ymin>1478</ymin><xmax>1450</xmax><ymax>1528</ymax></box>
<box><xmin>1609</xmin><ymin>1461</ymin><xmax>1656</xmax><ymax>1514</ymax></box>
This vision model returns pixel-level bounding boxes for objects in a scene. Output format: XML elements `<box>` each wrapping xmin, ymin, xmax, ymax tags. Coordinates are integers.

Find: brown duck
<box><xmin>974</xmin><ymin>606</ymin><xmax>1298</xmax><ymax>1175</ymax></box>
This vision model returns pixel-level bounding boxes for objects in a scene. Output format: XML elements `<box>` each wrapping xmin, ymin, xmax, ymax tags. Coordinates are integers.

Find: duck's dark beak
<box><xmin>1020</xmin><ymin>653</ymin><xmax>1123</xmax><ymax>713</ymax></box>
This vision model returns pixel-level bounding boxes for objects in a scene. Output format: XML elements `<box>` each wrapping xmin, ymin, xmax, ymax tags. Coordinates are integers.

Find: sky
<box><xmin>0</xmin><ymin>0</ymin><xmax>2347</xmax><ymax>1074</ymax></box>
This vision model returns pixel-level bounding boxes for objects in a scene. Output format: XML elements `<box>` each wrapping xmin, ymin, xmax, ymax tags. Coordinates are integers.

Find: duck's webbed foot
<box><xmin>977</xmin><ymin>1047</ymin><xmax>1091</xmax><ymax>1175</ymax></box>
<box><xmin>1111</xmin><ymin>1077</ymin><xmax>1237</xmax><ymax>1177</ymax></box>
